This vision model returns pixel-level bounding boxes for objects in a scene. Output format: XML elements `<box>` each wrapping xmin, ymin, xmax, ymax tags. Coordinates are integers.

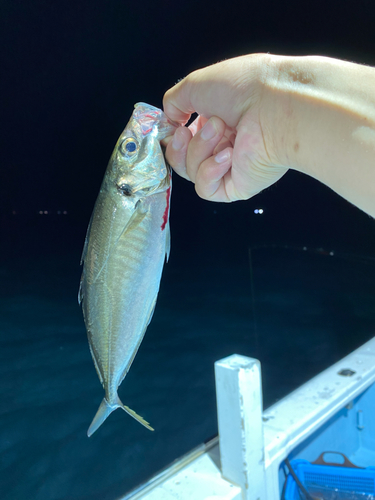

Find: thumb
<box><xmin>163</xmin><ymin>57</ymin><xmax>258</xmax><ymax>128</ymax></box>
<box><xmin>163</xmin><ymin>77</ymin><xmax>196</xmax><ymax>125</ymax></box>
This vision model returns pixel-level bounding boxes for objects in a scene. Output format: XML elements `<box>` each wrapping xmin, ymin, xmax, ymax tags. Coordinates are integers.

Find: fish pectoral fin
<box><xmin>92</xmin><ymin>201</ymin><xmax>148</xmax><ymax>285</ymax></box>
<box><xmin>87</xmin><ymin>395</ymin><xmax>154</xmax><ymax>437</ymax></box>
<box><xmin>114</xmin><ymin>200</ymin><xmax>148</xmax><ymax>246</ymax></box>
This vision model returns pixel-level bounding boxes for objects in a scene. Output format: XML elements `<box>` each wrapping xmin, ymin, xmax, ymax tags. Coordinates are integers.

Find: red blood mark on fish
<box><xmin>140</xmin><ymin>112</ymin><xmax>161</xmax><ymax>135</ymax></box>
<box><xmin>161</xmin><ymin>187</ymin><xmax>171</xmax><ymax>231</ymax></box>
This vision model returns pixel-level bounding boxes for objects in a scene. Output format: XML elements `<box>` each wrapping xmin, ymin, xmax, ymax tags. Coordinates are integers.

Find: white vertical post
<box><xmin>215</xmin><ymin>354</ymin><xmax>266</xmax><ymax>500</ymax></box>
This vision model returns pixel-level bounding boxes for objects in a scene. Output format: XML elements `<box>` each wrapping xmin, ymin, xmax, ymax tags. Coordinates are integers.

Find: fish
<box><xmin>79</xmin><ymin>103</ymin><xmax>178</xmax><ymax>437</ymax></box>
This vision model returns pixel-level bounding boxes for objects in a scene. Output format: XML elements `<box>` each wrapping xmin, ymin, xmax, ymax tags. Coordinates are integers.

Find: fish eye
<box><xmin>117</xmin><ymin>183</ymin><xmax>132</xmax><ymax>196</ymax></box>
<box><xmin>121</xmin><ymin>138</ymin><xmax>138</xmax><ymax>156</ymax></box>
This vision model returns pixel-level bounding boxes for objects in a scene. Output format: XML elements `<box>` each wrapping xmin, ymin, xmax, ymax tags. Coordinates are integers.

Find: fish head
<box><xmin>108</xmin><ymin>103</ymin><xmax>178</xmax><ymax>200</ymax></box>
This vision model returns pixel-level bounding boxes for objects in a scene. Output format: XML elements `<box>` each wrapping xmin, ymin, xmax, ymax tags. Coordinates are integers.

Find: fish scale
<box><xmin>79</xmin><ymin>103</ymin><xmax>177</xmax><ymax>436</ymax></box>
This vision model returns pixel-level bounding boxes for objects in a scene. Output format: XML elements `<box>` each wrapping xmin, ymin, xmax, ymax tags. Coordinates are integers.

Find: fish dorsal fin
<box><xmin>80</xmin><ymin>212</ymin><xmax>93</xmax><ymax>266</ymax></box>
<box><xmin>78</xmin><ymin>272</ymin><xmax>84</xmax><ymax>305</ymax></box>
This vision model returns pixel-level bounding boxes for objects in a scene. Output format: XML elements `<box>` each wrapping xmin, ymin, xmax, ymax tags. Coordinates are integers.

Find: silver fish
<box><xmin>79</xmin><ymin>103</ymin><xmax>178</xmax><ymax>437</ymax></box>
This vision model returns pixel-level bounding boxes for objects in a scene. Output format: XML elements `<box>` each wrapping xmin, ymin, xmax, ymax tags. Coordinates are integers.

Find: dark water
<box><xmin>1</xmin><ymin>210</ymin><xmax>375</xmax><ymax>500</ymax></box>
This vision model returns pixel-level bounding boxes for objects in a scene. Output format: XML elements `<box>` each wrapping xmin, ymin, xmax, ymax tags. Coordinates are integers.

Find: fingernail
<box><xmin>215</xmin><ymin>149</ymin><xmax>230</xmax><ymax>163</ymax></box>
<box><xmin>201</xmin><ymin>119</ymin><xmax>217</xmax><ymax>141</ymax></box>
<box><xmin>171</xmin><ymin>128</ymin><xmax>185</xmax><ymax>151</ymax></box>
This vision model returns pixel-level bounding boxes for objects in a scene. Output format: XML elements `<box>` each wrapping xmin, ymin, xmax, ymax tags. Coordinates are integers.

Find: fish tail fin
<box><xmin>87</xmin><ymin>396</ymin><xmax>154</xmax><ymax>437</ymax></box>
<box><xmin>87</xmin><ymin>398</ymin><xmax>116</xmax><ymax>437</ymax></box>
<box><xmin>117</xmin><ymin>395</ymin><xmax>154</xmax><ymax>432</ymax></box>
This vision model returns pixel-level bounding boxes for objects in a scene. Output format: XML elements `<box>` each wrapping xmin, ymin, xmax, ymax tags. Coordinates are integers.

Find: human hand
<box><xmin>163</xmin><ymin>54</ymin><xmax>289</xmax><ymax>202</ymax></box>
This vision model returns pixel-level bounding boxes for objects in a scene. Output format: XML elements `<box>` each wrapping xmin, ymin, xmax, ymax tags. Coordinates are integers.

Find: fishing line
<box><xmin>248</xmin><ymin>247</ymin><xmax>260</xmax><ymax>358</ymax></box>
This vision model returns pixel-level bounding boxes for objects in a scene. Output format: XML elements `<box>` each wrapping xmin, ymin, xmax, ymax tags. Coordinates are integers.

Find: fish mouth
<box><xmin>133</xmin><ymin>102</ymin><xmax>178</xmax><ymax>140</ymax></box>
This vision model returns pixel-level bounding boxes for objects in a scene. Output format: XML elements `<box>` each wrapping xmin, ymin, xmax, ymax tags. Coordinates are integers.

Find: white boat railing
<box><xmin>123</xmin><ymin>335</ymin><xmax>375</xmax><ymax>499</ymax></box>
<box><xmin>216</xmin><ymin>336</ymin><xmax>375</xmax><ymax>499</ymax></box>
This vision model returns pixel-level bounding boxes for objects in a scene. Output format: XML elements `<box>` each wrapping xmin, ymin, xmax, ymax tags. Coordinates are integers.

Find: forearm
<box><xmin>264</xmin><ymin>55</ymin><xmax>375</xmax><ymax>217</ymax></box>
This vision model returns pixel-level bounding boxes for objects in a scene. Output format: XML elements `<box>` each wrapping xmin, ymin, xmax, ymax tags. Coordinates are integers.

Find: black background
<box><xmin>1</xmin><ymin>0</ymin><xmax>375</xmax><ymax>258</ymax></box>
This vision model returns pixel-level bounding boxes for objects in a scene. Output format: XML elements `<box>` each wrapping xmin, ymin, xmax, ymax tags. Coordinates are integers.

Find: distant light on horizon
<box><xmin>37</xmin><ymin>210</ymin><xmax>68</xmax><ymax>215</ymax></box>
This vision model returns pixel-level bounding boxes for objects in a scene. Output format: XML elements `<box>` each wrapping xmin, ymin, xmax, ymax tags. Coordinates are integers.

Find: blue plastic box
<box><xmin>284</xmin><ymin>459</ymin><xmax>375</xmax><ymax>500</ymax></box>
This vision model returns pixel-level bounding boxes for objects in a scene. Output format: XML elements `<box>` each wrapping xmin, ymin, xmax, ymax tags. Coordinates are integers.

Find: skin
<box><xmin>162</xmin><ymin>54</ymin><xmax>375</xmax><ymax>218</ymax></box>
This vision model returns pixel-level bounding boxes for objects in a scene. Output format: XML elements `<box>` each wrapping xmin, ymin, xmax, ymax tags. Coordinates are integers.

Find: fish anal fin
<box><xmin>87</xmin><ymin>340</ymin><xmax>105</xmax><ymax>387</ymax></box>
<box><xmin>117</xmin><ymin>295</ymin><xmax>157</xmax><ymax>387</ymax></box>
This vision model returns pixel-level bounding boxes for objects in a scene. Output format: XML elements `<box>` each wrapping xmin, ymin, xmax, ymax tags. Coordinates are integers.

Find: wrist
<box><xmin>261</xmin><ymin>54</ymin><xmax>375</xmax><ymax>216</ymax></box>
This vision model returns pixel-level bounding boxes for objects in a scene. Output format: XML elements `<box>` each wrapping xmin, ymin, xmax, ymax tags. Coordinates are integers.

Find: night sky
<box><xmin>2</xmin><ymin>0</ymin><xmax>375</xmax><ymax>260</ymax></box>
